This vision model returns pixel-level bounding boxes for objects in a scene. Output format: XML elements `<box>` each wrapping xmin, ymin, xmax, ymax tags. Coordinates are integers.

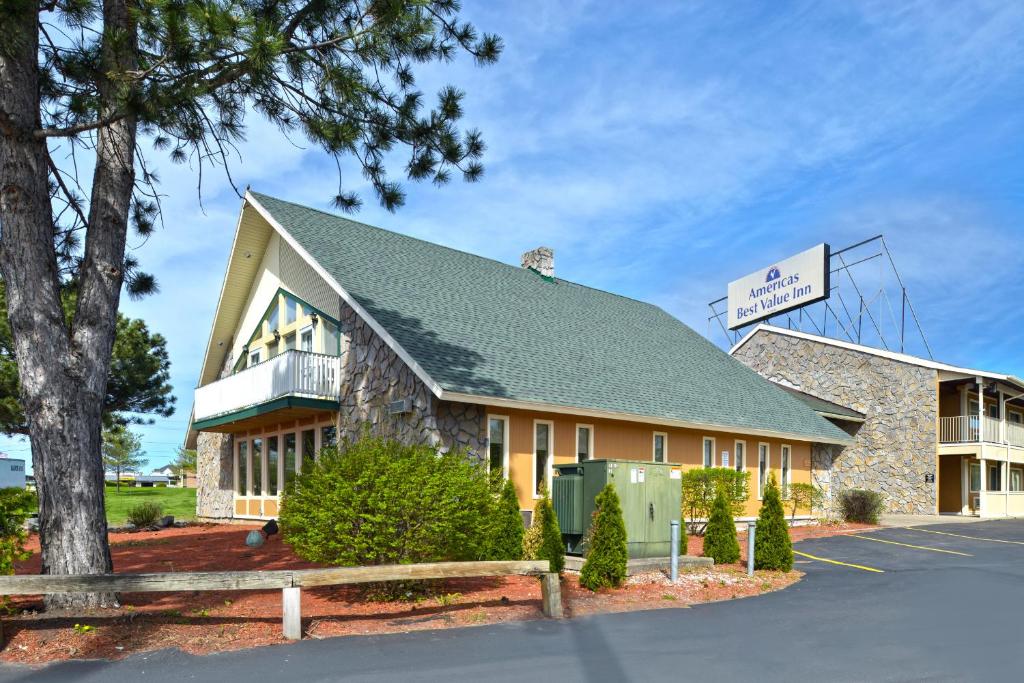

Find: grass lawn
<box><xmin>104</xmin><ymin>486</ymin><xmax>197</xmax><ymax>525</ymax></box>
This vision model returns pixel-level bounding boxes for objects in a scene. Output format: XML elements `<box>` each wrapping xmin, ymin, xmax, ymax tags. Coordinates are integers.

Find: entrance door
<box><xmin>938</xmin><ymin>455</ymin><xmax>963</xmax><ymax>513</ymax></box>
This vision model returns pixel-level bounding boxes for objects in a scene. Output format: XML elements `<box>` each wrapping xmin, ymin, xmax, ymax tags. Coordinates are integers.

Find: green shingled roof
<box><xmin>252</xmin><ymin>192</ymin><xmax>851</xmax><ymax>444</ymax></box>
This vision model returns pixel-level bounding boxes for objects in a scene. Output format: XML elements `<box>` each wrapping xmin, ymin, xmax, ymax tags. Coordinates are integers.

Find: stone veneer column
<box><xmin>195</xmin><ymin>431</ymin><xmax>234</xmax><ymax>519</ymax></box>
<box><xmin>734</xmin><ymin>332</ymin><xmax>938</xmax><ymax>515</ymax></box>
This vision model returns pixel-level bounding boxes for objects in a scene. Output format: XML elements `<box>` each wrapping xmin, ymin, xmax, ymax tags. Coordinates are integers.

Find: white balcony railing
<box><xmin>940</xmin><ymin>415</ymin><xmax>1024</xmax><ymax>448</ymax></box>
<box><xmin>194</xmin><ymin>350</ymin><xmax>340</xmax><ymax>422</ymax></box>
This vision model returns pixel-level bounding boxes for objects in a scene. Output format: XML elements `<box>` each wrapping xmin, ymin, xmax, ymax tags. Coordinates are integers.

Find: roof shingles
<box><xmin>252</xmin><ymin>192</ymin><xmax>851</xmax><ymax>444</ymax></box>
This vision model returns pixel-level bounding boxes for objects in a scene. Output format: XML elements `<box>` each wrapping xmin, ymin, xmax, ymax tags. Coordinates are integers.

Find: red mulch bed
<box><xmin>0</xmin><ymin>521</ymin><xmax>871</xmax><ymax>664</ymax></box>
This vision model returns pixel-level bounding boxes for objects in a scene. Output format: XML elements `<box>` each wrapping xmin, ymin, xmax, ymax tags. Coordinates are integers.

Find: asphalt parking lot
<box><xmin>5</xmin><ymin>519</ymin><xmax>1024</xmax><ymax>682</ymax></box>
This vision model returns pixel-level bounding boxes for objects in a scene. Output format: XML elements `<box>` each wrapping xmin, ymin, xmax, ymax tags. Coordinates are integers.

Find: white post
<box><xmin>283</xmin><ymin>586</ymin><xmax>302</xmax><ymax>640</ymax></box>
<box><xmin>978</xmin><ymin>378</ymin><xmax>986</xmax><ymax>443</ymax></box>
<box><xmin>979</xmin><ymin>457</ymin><xmax>988</xmax><ymax>518</ymax></box>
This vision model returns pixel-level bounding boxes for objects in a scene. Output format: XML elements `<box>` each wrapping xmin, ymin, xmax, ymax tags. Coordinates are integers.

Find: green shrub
<box><xmin>580</xmin><ymin>484</ymin><xmax>628</xmax><ymax>591</ymax></box>
<box><xmin>523</xmin><ymin>517</ymin><xmax>543</xmax><ymax>560</ymax></box>
<box><xmin>754</xmin><ymin>475</ymin><xmax>792</xmax><ymax>571</ymax></box>
<box><xmin>703</xmin><ymin>490</ymin><xmax>740</xmax><ymax>564</ymax></box>
<box><xmin>487</xmin><ymin>479</ymin><xmax>524</xmax><ymax>561</ymax></box>
<box><xmin>787</xmin><ymin>482</ymin><xmax>824</xmax><ymax>522</ymax></box>
<box><xmin>0</xmin><ymin>488</ymin><xmax>35</xmax><ymax>585</ymax></box>
<box><xmin>839</xmin><ymin>489</ymin><xmax>884</xmax><ymax>524</ymax></box>
<box><xmin>126</xmin><ymin>501</ymin><xmax>163</xmax><ymax>527</ymax></box>
<box><xmin>681</xmin><ymin>467</ymin><xmax>749</xmax><ymax>535</ymax></box>
<box><xmin>279</xmin><ymin>437</ymin><xmax>492</xmax><ymax>569</ymax></box>
<box><xmin>532</xmin><ymin>492</ymin><xmax>564</xmax><ymax>574</ymax></box>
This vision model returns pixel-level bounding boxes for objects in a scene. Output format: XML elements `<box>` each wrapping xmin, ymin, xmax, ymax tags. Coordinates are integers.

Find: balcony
<box><xmin>940</xmin><ymin>415</ymin><xmax>1024</xmax><ymax>448</ymax></box>
<box><xmin>193</xmin><ymin>350</ymin><xmax>340</xmax><ymax>429</ymax></box>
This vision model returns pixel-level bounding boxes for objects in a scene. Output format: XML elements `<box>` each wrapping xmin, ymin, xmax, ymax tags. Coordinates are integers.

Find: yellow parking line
<box><xmin>849</xmin><ymin>534</ymin><xmax>972</xmax><ymax>556</ymax></box>
<box><xmin>792</xmin><ymin>549</ymin><xmax>885</xmax><ymax>573</ymax></box>
<box><xmin>904</xmin><ymin>527</ymin><xmax>1024</xmax><ymax>546</ymax></box>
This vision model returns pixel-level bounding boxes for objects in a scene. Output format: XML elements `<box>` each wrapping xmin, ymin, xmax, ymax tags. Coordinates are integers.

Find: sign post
<box><xmin>670</xmin><ymin>520</ymin><xmax>680</xmax><ymax>582</ymax></box>
<box><xmin>747</xmin><ymin>522</ymin><xmax>756</xmax><ymax>576</ymax></box>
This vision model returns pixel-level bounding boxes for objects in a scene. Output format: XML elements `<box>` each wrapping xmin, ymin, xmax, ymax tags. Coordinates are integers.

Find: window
<box><xmin>284</xmin><ymin>433</ymin><xmax>297</xmax><ymax>487</ymax></box>
<box><xmin>988</xmin><ymin>404</ymin><xmax>999</xmax><ymax>419</ymax></box>
<box><xmin>652</xmin><ymin>432</ymin><xmax>667</xmax><ymax>463</ymax></box>
<box><xmin>1011</xmin><ymin>468</ymin><xmax>1023</xmax><ymax>492</ymax></box>
<box><xmin>702</xmin><ymin>437</ymin><xmax>715</xmax><ymax>468</ymax></box>
<box><xmin>249</xmin><ymin>349</ymin><xmax>262</xmax><ymax>366</ymax></box>
<box><xmin>300</xmin><ymin>326</ymin><xmax>314</xmax><ymax>353</ymax></box>
<box><xmin>576</xmin><ymin>425</ymin><xmax>593</xmax><ymax>462</ymax></box>
<box><xmin>322</xmin><ymin>319</ymin><xmax>340</xmax><ymax>356</ymax></box>
<box><xmin>283</xmin><ymin>332</ymin><xmax>296</xmax><ymax>351</ymax></box>
<box><xmin>781</xmin><ymin>445</ymin><xmax>792</xmax><ymax>496</ymax></box>
<box><xmin>969</xmin><ymin>462</ymin><xmax>981</xmax><ymax>492</ymax></box>
<box><xmin>252</xmin><ymin>438</ymin><xmax>263</xmax><ymax>496</ymax></box>
<box><xmin>237</xmin><ymin>441</ymin><xmax>248</xmax><ymax>495</ymax></box>
<box><xmin>267</xmin><ymin>435</ymin><xmax>279</xmax><ymax>496</ymax></box>
<box><xmin>734</xmin><ymin>441</ymin><xmax>746</xmax><ymax>473</ymax></box>
<box><xmin>268</xmin><ymin>299</ymin><xmax>279</xmax><ymax>331</ymax></box>
<box><xmin>534</xmin><ymin>421</ymin><xmax>553</xmax><ymax>497</ymax></box>
<box><xmin>302</xmin><ymin>428</ymin><xmax>316</xmax><ymax>465</ymax></box>
<box><xmin>285</xmin><ymin>297</ymin><xmax>297</xmax><ymax>325</ymax></box>
<box><xmin>322</xmin><ymin>425</ymin><xmax>337</xmax><ymax>449</ymax></box>
<box><xmin>488</xmin><ymin>416</ymin><xmax>508</xmax><ymax>479</ymax></box>
<box><xmin>989</xmin><ymin>464</ymin><xmax>1001</xmax><ymax>492</ymax></box>
<box><xmin>758</xmin><ymin>443</ymin><xmax>769</xmax><ymax>499</ymax></box>
<box><xmin>1010</xmin><ymin>412</ymin><xmax>1023</xmax><ymax>425</ymax></box>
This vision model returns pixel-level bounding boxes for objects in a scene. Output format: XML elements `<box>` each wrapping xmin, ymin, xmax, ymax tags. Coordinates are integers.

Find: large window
<box><xmin>488</xmin><ymin>416</ymin><xmax>508</xmax><ymax>479</ymax></box>
<box><xmin>969</xmin><ymin>462</ymin><xmax>981</xmax><ymax>492</ymax></box>
<box><xmin>534</xmin><ymin>421</ymin><xmax>552</xmax><ymax>497</ymax></box>
<box><xmin>284</xmin><ymin>433</ymin><xmax>297</xmax><ymax>487</ymax></box>
<box><xmin>252</xmin><ymin>438</ymin><xmax>263</xmax><ymax>496</ymax></box>
<box><xmin>576</xmin><ymin>425</ymin><xmax>593</xmax><ymax>462</ymax></box>
<box><xmin>268</xmin><ymin>301</ymin><xmax>279</xmax><ymax>331</ymax></box>
<box><xmin>781</xmin><ymin>444</ymin><xmax>791</xmax><ymax>496</ymax></box>
<box><xmin>267</xmin><ymin>436</ymin><xmax>279</xmax><ymax>496</ymax></box>
<box><xmin>302</xmin><ymin>428</ymin><xmax>316</xmax><ymax>464</ymax></box>
<box><xmin>322</xmin><ymin>319</ymin><xmax>340</xmax><ymax>356</ymax></box>
<box><xmin>237</xmin><ymin>441</ymin><xmax>248</xmax><ymax>495</ymax></box>
<box><xmin>285</xmin><ymin>297</ymin><xmax>298</xmax><ymax>325</ymax></box>
<box><xmin>989</xmin><ymin>464</ymin><xmax>1002</xmax><ymax>492</ymax></box>
<box><xmin>283</xmin><ymin>332</ymin><xmax>296</xmax><ymax>351</ymax></box>
<box><xmin>322</xmin><ymin>425</ymin><xmax>338</xmax><ymax>450</ymax></box>
<box><xmin>758</xmin><ymin>443</ymin><xmax>769</xmax><ymax>499</ymax></box>
<box><xmin>1011</xmin><ymin>468</ymin><xmax>1023</xmax><ymax>492</ymax></box>
<box><xmin>734</xmin><ymin>441</ymin><xmax>746</xmax><ymax>473</ymax></box>
<box><xmin>300</xmin><ymin>326</ymin><xmax>314</xmax><ymax>352</ymax></box>
<box><xmin>653</xmin><ymin>432</ymin><xmax>667</xmax><ymax>463</ymax></box>
<box><xmin>702</xmin><ymin>437</ymin><xmax>715</xmax><ymax>468</ymax></box>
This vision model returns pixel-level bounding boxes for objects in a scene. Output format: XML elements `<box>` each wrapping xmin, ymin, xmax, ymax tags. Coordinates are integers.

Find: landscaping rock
<box><xmin>157</xmin><ymin>515</ymin><xmax>174</xmax><ymax>529</ymax></box>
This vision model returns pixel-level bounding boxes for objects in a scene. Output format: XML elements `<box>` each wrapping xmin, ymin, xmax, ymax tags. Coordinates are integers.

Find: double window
<box><xmin>488</xmin><ymin>416</ymin><xmax>509</xmax><ymax>479</ymax></box>
<box><xmin>653</xmin><ymin>432</ymin><xmax>667</xmax><ymax>463</ymax></box>
<box><xmin>576</xmin><ymin>425</ymin><xmax>593</xmax><ymax>462</ymax></box>
<box><xmin>702</xmin><ymin>437</ymin><xmax>715</xmax><ymax>468</ymax></box>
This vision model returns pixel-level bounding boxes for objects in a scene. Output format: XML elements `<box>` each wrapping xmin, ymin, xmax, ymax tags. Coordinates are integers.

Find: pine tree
<box><xmin>580</xmin><ymin>484</ymin><xmax>628</xmax><ymax>590</ymax></box>
<box><xmin>754</xmin><ymin>474</ymin><xmax>793</xmax><ymax>571</ymax></box>
<box><xmin>488</xmin><ymin>480</ymin><xmax>524</xmax><ymax>561</ymax></box>
<box><xmin>534</xmin><ymin>493</ymin><xmax>565</xmax><ymax>574</ymax></box>
<box><xmin>703</xmin><ymin>489</ymin><xmax>740</xmax><ymax>565</ymax></box>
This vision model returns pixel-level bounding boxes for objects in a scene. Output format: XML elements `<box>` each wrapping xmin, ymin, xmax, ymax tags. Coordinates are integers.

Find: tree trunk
<box><xmin>0</xmin><ymin>0</ymin><xmax>138</xmax><ymax>609</ymax></box>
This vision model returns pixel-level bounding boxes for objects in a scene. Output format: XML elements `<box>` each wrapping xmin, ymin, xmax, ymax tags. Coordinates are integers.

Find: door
<box><xmin>938</xmin><ymin>455</ymin><xmax>962</xmax><ymax>513</ymax></box>
<box><xmin>644</xmin><ymin>466</ymin><xmax>676</xmax><ymax>557</ymax></box>
<box><xmin>968</xmin><ymin>461</ymin><xmax>981</xmax><ymax>513</ymax></box>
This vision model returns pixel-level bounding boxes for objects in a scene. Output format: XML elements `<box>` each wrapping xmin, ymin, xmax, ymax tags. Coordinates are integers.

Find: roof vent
<box><xmin>521</xmin><ymin>246</ymin><xmax>554</xmax><ymax>279</ymax></box>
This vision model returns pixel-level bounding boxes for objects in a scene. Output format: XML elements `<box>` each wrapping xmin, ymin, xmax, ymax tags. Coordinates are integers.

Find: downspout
<box><xmin>1001</xmin><ymin>388</ymin><xmax>1024</xmax><ymax>517</ymax></box>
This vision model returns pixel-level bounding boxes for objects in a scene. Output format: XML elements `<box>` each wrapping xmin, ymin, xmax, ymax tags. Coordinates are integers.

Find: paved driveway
<box><xmin>4</xmin><ymin>520</ymin><xmax>1024</xmax><ymax>682</ymax></box>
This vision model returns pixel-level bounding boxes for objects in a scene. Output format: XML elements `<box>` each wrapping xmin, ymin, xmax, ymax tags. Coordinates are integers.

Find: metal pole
<box><xmin>747</xmin><ymin>522</ymin><xmax>756</xmax><ymax>576</ymax></box>
<box><xmin>670</xmin><ymin>520</ymin><xmax>680</xmax><ymax>582</ymax></box>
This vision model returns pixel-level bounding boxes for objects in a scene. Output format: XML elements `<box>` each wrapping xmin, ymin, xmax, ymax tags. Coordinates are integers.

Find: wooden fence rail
<box><xmin>0</xmin><ymin>560</ymin><xmax>562</xmax><ymax>641</ymax></box>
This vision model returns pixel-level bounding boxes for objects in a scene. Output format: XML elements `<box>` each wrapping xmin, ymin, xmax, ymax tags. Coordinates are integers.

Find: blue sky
<box><xmin>3</xmin><ymin>0</ymin><xmax>1023</xmax><ymax>469</ymax></box>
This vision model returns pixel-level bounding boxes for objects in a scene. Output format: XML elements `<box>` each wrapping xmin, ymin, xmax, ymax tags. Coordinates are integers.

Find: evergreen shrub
<box><xmin>703</xmin><ymin>489</ymin><xmax>740</xmax><ymax>564</ymax></box>
<box><xmin>579</xmin><ymin>484</ymin><xmax>628</xmax><ymax>590</ymax></box>
<box><xmin>488</xmin><ymin>479</ymin><xmax>524</xmax><ymax>561</ymax></box>
<box><xmin>754</xmin><ymin>475</ymin><xmax>793</xmax><ymax>571</ymax></box>
<box><xmin>532</xmin><ymin>492</ymin><xmax>564</xmax><ymax>574</ymax></box>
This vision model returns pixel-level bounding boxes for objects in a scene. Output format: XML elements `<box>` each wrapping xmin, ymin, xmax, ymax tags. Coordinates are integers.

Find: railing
<box><xmin>194</xmin><ymin>350</ymin><xmax>341</xmax><ymax>422</ymax></box>
<box><xmin>940</xmin><ymin>415</ymin><xmax>1024</xmax><ymax>447</ymax></box>
<box><xmin>0</xmin><ymin>560</ymin><xmax>561</xmax><ymax>641</ymax></box>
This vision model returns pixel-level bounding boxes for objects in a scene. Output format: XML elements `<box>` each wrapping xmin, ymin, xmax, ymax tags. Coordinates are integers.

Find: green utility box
<box><xmin>553</xmin><ymin>459</ymin><xmax>681</xmax><ymax>559</ymax></box>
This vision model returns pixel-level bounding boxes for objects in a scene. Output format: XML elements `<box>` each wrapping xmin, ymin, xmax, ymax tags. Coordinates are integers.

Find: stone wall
<box><xmin>335</xmin><ymin>302</ymin><xmax>486</xmax><ymax>460</ymax></box>
<box><xmin>734</xmin><ymin>331</ymin><xmax>938</xmax><ymax>515</ymax></box>
<box><xmin>196</xmin><ymin>352</ymin><xmax>235</xmax><ymax>519</ymax></box>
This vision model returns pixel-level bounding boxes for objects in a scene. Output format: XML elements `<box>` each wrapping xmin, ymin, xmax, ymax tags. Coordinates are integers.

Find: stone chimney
<box><xmin>521</xmin><ymin>246</ymin><xmax>554</xmax><ymax>278</ymax></box>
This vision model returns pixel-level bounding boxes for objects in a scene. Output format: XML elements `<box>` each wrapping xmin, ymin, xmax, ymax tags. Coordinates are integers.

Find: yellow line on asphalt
<box><xmin>792</xmin><ymin>549</ymin><xmax>885</xmax><ymax>573</ymax></box>
<box><xmin>904</xmin><ymin>527</ymin><xmax>1024</xmax><ymax>546</ymax></box>
<box><xmin>849</xmin><ymin>534</ymin><xmax>972</xmax><ymax>556</ymax></box>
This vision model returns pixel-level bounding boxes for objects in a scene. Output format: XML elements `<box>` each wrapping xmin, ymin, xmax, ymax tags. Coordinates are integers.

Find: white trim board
<box><xmin>730</xmin><ymin>324</ymin><xmax>1024</xmax><ymax>391</ymax></box>
<box><xmin>440</xmin><ymin>390</ymin><xmax>852</xmax><ymax>446</ymax></box>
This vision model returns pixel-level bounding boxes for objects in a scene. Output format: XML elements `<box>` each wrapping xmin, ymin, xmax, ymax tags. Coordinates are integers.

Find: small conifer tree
<box><xmin>580</xmin><ymin>484</ymin><xmax>628</xmax><ymax>590</ymax></box>
<box><xmin>754</xmin><ymin>474</ymin><xmax>793</xmax><ymax>571</ymax></box>
<box><xmin>534</xmin><ymin>492</ymin><xmax>565</xmax><ymax>574</ymax></box>
<box><xmin>488</xmin><ymin>479</ymin><xmax>525</xmax><ymax>561</ymax></box>
<box><xmin>703</xmin><ymin>489</ymin><xmax>740</xmax><ymax>564</ymax></box>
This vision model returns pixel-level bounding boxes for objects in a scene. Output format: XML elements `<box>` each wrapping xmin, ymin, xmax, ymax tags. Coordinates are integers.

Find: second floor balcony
<box><xmin>939</xmin><ymin>415</ymin><xmax>1024</xmax><ymax>449</ymax></box>
<box><xmin>193</xmin><ymin>350</ymin><xmax>340</xmax><ymax>429</ymax></box>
